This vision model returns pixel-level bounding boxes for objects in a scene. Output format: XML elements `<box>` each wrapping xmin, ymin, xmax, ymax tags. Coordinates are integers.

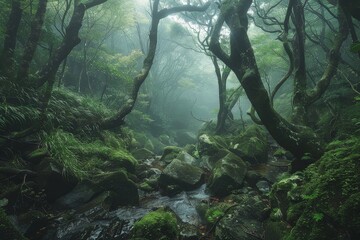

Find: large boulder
<box><xmin>198</xmin><ymin>134</ymin><xmax>228</xmax><ymax>157</ymax></box>
<box><xmin>159</xmin><ymin>159</ymin><xmax>204</xmax><ymax>193</ymax></box>
<box><xmin>269</xmin><ymin>138</ymin><xmax>360</xmax><ymax>240</ymax></box>
<box><xmin>207</xmin><ymin>152</ymin><xmax>247</xmax><ymax>197</ymax></box>
<box><xmin>231</xmin><ymin>125</ymin><xmax>269</xmax><ymax>164</ymax></box>
<box><xmin>96</xmin><ymin>171</ymin><xmax>139</xmax><ymax>208</ymax></box>
<box><xmin>35</xmin><ymin>158</ymin><xmax>78</xmax><ymax>202</ymax></box>
<box><xmin>159</xmin><ymin>146</ymin><xmax>182</xmax><ymax>165</ymax></box>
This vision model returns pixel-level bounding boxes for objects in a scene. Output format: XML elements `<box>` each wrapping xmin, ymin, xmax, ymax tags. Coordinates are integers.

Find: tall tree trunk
<box><xmin>210</xmin><ymin>0</ymin><xmax>322</xmax><ymax>170</ymax></box>
<box><xmin>37</xmin><ymin>0</ymin><xmax>107</xmax><ymax>87</ymax></box>
<box><xmin>17</xmin><ymin>0</ymin><xmax>48</xmax><ymax>84</ymax></box>
<box><xmin>213</xmin><ymin>56</ymin><xmax>231</xmax><ymax>134</ymax></box>
<box><xmin>210</xmin><ymin>0</ymin><xmax>348</xmax><ymax>170</ymax></box>
<box><xmin>0</xmin><ymin>0</ymin><xmax>22</xmax><ymax>79</ymax></box>
<box><xmin>100</xmin><ymin>0</ymin><xmax>210</xmax><ymax>129</ymax></box>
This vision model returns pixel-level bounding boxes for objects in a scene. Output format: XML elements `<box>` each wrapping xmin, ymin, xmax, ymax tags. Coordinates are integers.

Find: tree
<box><xmin>209</xmin><ymin>0</ymin><xmax>349</xmax><ymax>170</ymax></box>
<box><xmin>100</xmin><ymin>0</ymin><xmax>210</xmax><ymax>129</ymax></box>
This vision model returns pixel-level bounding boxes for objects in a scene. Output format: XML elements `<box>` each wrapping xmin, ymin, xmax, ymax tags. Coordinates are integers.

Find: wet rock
<box><xmin>215</xmin><ymin>193</ymin><xmax>270</xmax><ymax>240</ymax></box>
<box><xmin>207</xmin><ymin>153</ymin><xmax>247</xmax><ymax>197</ymax></box>
<box><xmin>36</xmin><ymin>158</ymin><xmax>77</xmax><ymax>202</ymax></box>
<box><xmin>159</xmin><ymin>159</ymin><xmax>204</xmax><ymax>193</ymax></box>
<box><xmin>55</xmin><ymin>180</ymin><xmax>98</xmax><ymax>209</ymax></box>
<box><xmin>96</xmin><ymin>171</ymin><xmax>139</xmax><ymax>208</ymax></box>
<box><xmin>231</xmin><ymin>125</ymin><xmax>269</xmax><ymax>164</ymax></box>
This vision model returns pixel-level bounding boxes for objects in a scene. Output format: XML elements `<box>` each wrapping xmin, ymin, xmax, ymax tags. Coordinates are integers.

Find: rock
<box><xmin>207</xmin><ymin>152</ymin><xmax>247</xmax><ymax>197</ymax></box>
<box><xmin>55</xmin><ymin>180</ymin><xmax>98</xmax><ymax>209</ymax></box>
<box><xmin>198</xmin><ymin>134</ymin><xmax>227</xmax><ymax>157</ymax></box>
<box><xmin>175</xmin><ymin>131</ymin><xmax>196</xmax><ymax>146</ymax></box>
<box><xmin>176</xmin><ymin>151</ymin><xmax>197</xmax><ymax>165</ymax></box>
<box><xmin>159</xmin><ymin>146</ymin><xmax>182</xmax><ymax>165</ymax></box>
<box><xmin>215</xmin><ymin>193</ymin><xmax>270</xmax><ymax>240</ymax></box>
<box><xmin>270</xmin><ymin>138</ymin><xmax>360</xmax><ymax>240</ymax></box>
<box><xmin>106</xmin><ymin>149</ymin><xmax>138</xmax><ymax>173</ymax></box>
<box><xmin>245</xmin><ymin>170</ymin><xmax>262</xmax><ymax>187</ymax></box>
<box><xmin>256</xmin><ymin>180</ymin><xmax>270</xmax><ymax>193</ymax></box>
<box><xmin>131</xmin><ymin>148</ymin><xmax>155</xmax><ymax>160</ymax></box>
<box><xmin>131</xmin><ymin>208</ymin><xmax>179</xmax><ymax>240</ymax></box>
<box><xmin>159</xmin><ymin>159</ymin><xmax>204</xmax><ymax>193</ymax></box>
<box><xmin>96</xmin><ymin>170</ymin><xmax>139</xmax><ymax>208</ymax></box>
<box><xmin>35</xmin><ymin>158</ymin><xmax>77</xmax><ymax>202</ymax></box>
<box><xmin>231</xmin><ymin>125</ymin><xmax>269</xmax><ymax>164</ymax></box>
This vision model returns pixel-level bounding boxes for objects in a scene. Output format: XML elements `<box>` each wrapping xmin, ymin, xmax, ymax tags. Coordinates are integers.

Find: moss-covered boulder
<box><xmin>207</xmin><ymin>152</ymin><xmax>247</xmax><ymax>197</ymax></box>
<box><xmin>159</xmin><ymin>159</ymin><xmax>204</xmax><ymax>193</ymax></box>
<box><xmin>0</xmin><ymin>208</ymin><xmax>27</xmax><ymax>240</ymax></box>
<box><xmin>270</xmin><ymin>137</ymin><xmax>360</xmax><ymax>240</ymax></box>
<box><xmin>96</xmin><ymin>170</ymin><xmax>139</xmax><ymax>208</ymax></box>
<box><xmin>159</xmin><ymin>146</ymin><xmax>182</xmax><ymax>165</ymax></box>
<box><xmin>198</xmin><ymin>134</ymin><xmax>228</xmax><ymax>157</ymax></box>
<box><xmin>131</xmin><ymin>208</ymin><xmax>179</xmax><ymax>240</ymax></box>
<box><xmin>231</xmin><ymin>125</ymin><xmax>269</xmax><ymax>164</ymax></box>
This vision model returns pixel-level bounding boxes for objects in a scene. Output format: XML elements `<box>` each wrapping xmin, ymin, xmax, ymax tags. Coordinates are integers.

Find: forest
<box><xmin>0</xmin><ymin>0</ymin><xmax>360</xmax><ymax>239</ymax></box>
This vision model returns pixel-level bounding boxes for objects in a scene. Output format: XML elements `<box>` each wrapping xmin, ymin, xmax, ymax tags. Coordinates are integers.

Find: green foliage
<box><xmin>131</xmin><ymin>208</ymin><xmax>179</xmax><ymax>240</ymax></box>
<box><xmin>43</xmin><ymin>128</ymin><xmax>137</xmax><ymax>179</ymax></box>
<box><xmin>205</xmin><ymin>203</ymin><xmax>232</xmax><ymax>224</ymax></box>
<box><xmin>312</xmin><ymin>212</ymin><xmax>324</xmax><ymax>222</ymax></box>
<box><xmin>274</xmin><ymin>137</ymin><xmax>360</xmax><ymax>240</ymax></box>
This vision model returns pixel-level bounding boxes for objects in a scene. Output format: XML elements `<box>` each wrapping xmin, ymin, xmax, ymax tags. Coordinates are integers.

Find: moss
<box><xmin>232</xmin><ymin>125</ymin><xmax>269</xmax><ymax>163</ymax></box>
<box><xmin>0</xmin><ymin>208</ymin><xmax>27</xmax><ymax>240</ymax></box>
<box><xmin>160</xmin><ymin>146</ymin><xmax>182</xmax><ymax>164</ymax></box>
<box><xmin>131</xmin><ymin>208</ymin><xmax>179</xmax><ymax>240</ymax></box>
<box><xmin>205</xmin><ymin>203</ymin><xmax>232</xmax><ymax>224</ymax></box>
<box><xmin>272</xmin><ymin>137</ymin><xmax>360</xmax><ymax>240</ymax></box>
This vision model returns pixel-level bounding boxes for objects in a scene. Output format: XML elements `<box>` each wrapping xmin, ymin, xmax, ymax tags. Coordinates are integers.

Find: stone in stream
<box><xmin>159</xmin><ymin>146</ymin><xmax>183</xmax><ymax>165</ymax></box>
<box><xmin>159</xmin><ymin>159</ymin><xmax>204</xmax><ymax>195</ymax></box>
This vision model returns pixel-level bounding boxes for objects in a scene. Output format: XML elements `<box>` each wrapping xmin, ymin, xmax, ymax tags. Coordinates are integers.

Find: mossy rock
<box><xmin>131</xmin><ymin>208</ymin><xmax>179</xmax><ymax>240</ymax></box>
<box><xmin>232</xmin><ymin>125</ymin><xmax>269</xmax><ymax>164</ymax></box>
<box><xmin>207</xmin><ymin>152</ymin><xmax>247</xmax><ymax>197</ymax></box>
<box><xmin>96</xmin><ymin>170</ymin><xmax>139</xmax><ymax>208</ymax></box>
<box><xmin>108</xmin><ymin>149</ymin><xmax>138</xmax><ymax>173</ymax></box>
<box><xmin>271</xmin><ymin>138</ymin><xmax>360</xmax><ymax>240</ymax></box>
<box><xmin>159</xmin><ymin>146</ymin><xmax>182</xmax><ymax>164</ymax></box>
<box><xmin>204</xmin><ymin>203</ymin><xmax>232</xmax><ymax>224</ymax></box>
<box><xmin>159</xmin><ymin>159</ymin><xmax>204</xmax><ymax>192</ymax></box>
<box><xmin>0</xmin><ymin>208</ymin><xmax>27</xmax><ymax>240</ymax></box>
<box><xmin>198</xmin><ymin>134</ymin><xmax>228</xmax><ymax>157</ymax></box>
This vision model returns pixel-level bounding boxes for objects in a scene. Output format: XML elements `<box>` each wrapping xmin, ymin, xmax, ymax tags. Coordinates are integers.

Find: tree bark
<box><xmin>100</xmin><ymin>0</ymin><xmax>210</xmax><ymax>129</ymax></box>
<box><xmin>210</xmin><ymin>0</ymin><xmax>324</xmax><ymax>170</ymax></box>
<box><xmin>17</xmin><ymin>0</ymin><xmax>48</xmax><ymax>84</ymax></box>
<box><xmin>0</xmin><ymin>0</ymin><xmax>22</xmax><ymax>79</ymax></box>
<box><xmin>37</xmin><ymin>0</ymin><xmax>107</xmax><ymax>87</ymax></box>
